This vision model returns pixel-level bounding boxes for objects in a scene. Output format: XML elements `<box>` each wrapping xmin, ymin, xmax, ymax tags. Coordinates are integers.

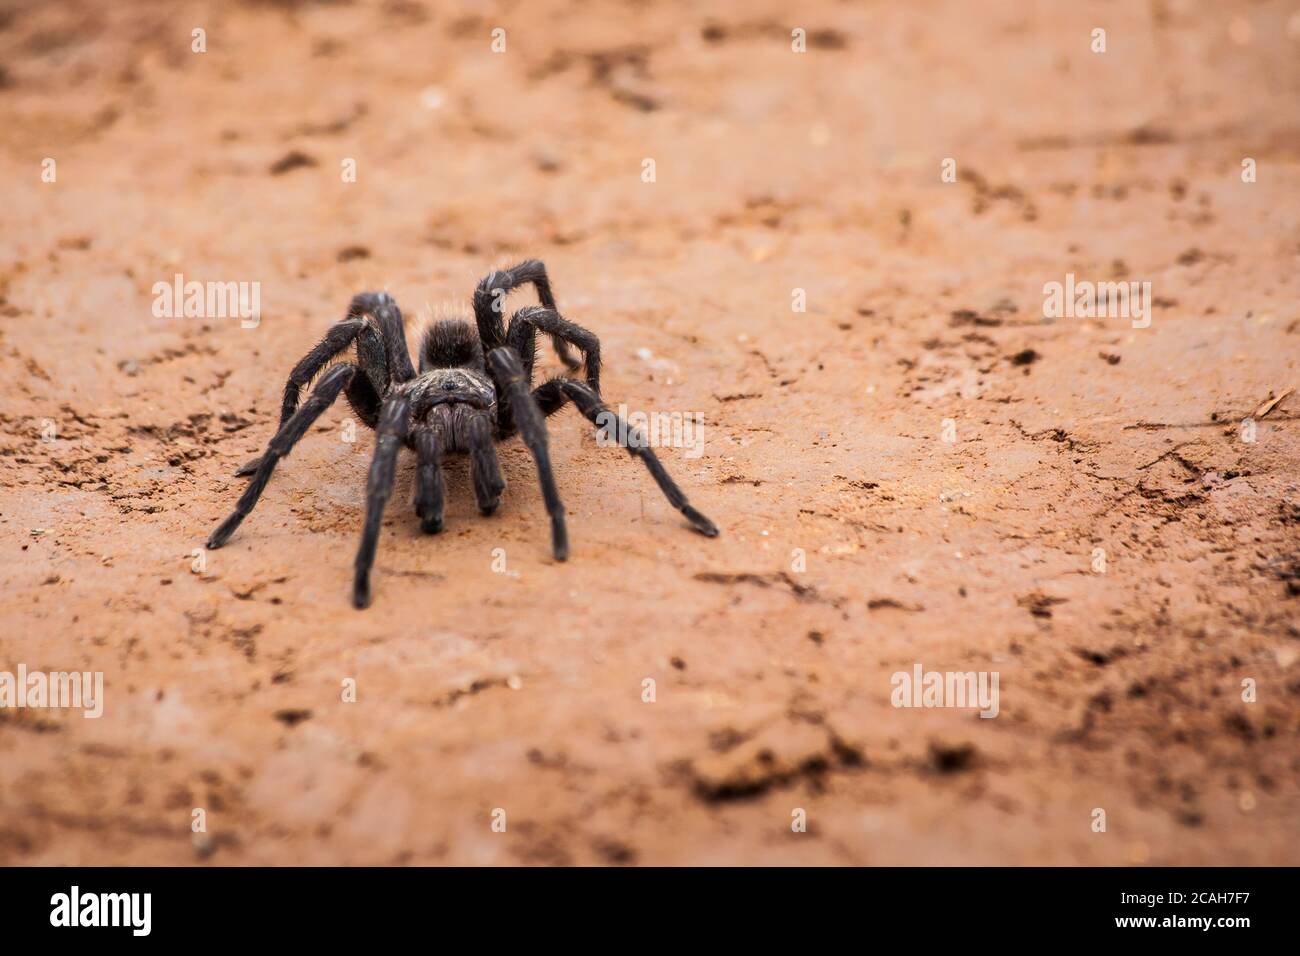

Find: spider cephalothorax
<box><xmin>206</xmin><ymin>260</ymin><xmax>718</xmax><ymax>608</ymax></box>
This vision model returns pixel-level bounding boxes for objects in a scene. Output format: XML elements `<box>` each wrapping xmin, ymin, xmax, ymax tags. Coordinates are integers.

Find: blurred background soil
<box><xmin>0</xmin><ymin>0</ymin><xmax>1297</xmax><ymax>864</ymax></box>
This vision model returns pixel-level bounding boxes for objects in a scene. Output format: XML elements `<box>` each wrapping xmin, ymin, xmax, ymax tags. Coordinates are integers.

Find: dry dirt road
<box><xmin>1</xmin><ymin>0</ymin><xmax>1297</xmax><ymax>865</ymax></box>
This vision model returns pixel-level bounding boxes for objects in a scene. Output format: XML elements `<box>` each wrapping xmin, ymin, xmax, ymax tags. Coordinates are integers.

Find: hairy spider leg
<box><xmin>352</xmin><ymin>394</ymin><xmax>412</xmax><ymax>609</ymax></box>
<box><xmin>505</xmin><ymin>305</ymin><xmax>602</xmax><ymax>396</ymax></box>
<box><xmin>473</xmin><ymin>259</ymin><xmax>581</xmax><ymax>371</ymax></box>
<box><xmin>348</xmin><ymin>291</ymin><xmax>416</xmax><ymax>384</ymax></box>
<box><xmin>486</xmin><ymin>347</ymin><xmax>569</xmax><ymax>562</ymax></box>
<box><xmin>233</xmin><ymin>318</ymin><xmax>365</xmax><ymax>475</ymax></box>
<box><xmin>235</xmin><ymin>292</ymin><xmax>416</xmax><ymax>476</ymax></box>
<box><xmin>209</xmin><ymin>363</ymin><xmax>358</xmax><ymax>548</ymax></box>
<box><xmin>533</xmin><ymin>377</ymin><xmax>718</xmax><ymax>537</ymax></box>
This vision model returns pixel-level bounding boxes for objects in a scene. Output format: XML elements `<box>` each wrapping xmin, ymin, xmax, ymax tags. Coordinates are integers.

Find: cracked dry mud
<box><xmin>1</xmin><ymin>1</ymin><xmax>1298</xmax><ymax>865</ymax></box>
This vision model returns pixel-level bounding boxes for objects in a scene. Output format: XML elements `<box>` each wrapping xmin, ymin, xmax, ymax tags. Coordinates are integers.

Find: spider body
<box><xmin>206</xmin><ymin>261</ymin><xmax>717</xmax><ymax>608</ymax></box>
<box><xmin>405</xmin><ymin>324</ymin><xmax>497</xmax><ymax>453</ymax></box>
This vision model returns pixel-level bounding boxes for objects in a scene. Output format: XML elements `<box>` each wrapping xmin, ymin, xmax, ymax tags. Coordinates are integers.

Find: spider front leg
<box><xmin>543</xmin><ymin>378</ymin><xmax>718</xmax><ymax>537</ymax></box>
<box><xmin>209</xmin><ymin>363</ymin><xmax>357</xmax><ymax>548</ymax></box>
<box><xmin>486</xmin><ymin>347</ymin><xmax>569</xmax><ymax>561</ymax></box>
<box><xmin>353</xmin><ymin>394</ymin><xmax>412</xmax><ymax>609</ymax></box>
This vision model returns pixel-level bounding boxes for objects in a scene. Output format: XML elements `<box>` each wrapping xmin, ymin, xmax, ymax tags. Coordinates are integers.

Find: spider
<box><xmin>206</xmin><ymin>260</ymin><xmax>718</xmax><ymax>608</ymax></box>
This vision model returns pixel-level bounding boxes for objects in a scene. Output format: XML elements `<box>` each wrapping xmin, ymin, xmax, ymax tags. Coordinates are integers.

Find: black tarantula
<box><xmin>207</xmin><ymin>261</ymin><xmax>718</xmax><ymax>608</ymax></box>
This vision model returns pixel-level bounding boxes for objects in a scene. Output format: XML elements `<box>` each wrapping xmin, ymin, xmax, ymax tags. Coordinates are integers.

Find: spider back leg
<box><xmin>473</xmin><ymin>260</ymin><xmax>582</xmax><ymax>371</ymax></box>
<box><xmin>343</xmin><ymin>324</ymin><xmax>386</xmax><ymax>429</ymax></box>
<box><xmin>233</xmin><ymin>318</ymin><xmax>364</xmax><ymax>475</ymax></box>
<box><xmin>209</xmin><ymin>363</ymin><xmax>358</xmax><ymax>548</ymax></box>
<box><xmin>506</xmin><ymin>305</ymin><xmax>602</xmax><ymax>395</ymax></box>
<box><xmin>349</xmin><ymin>292</ymin><xmax>415</xmax><ymax>383</ymax></box>
<box><xmin>541</xmin><ymin>378</ymin><xmax>718</xmax><ymax>537</ymax></box>
<box><xmin>236</xmin><ymin>293</ymin><xmax>414</xmax><ymax>476</ymax></box>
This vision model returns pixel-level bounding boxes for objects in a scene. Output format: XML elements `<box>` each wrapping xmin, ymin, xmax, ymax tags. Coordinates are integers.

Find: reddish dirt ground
<box><xmin>1</xmin><ymin>0</ymin><xmax>1298</xmax><ymax>865</ymax></box>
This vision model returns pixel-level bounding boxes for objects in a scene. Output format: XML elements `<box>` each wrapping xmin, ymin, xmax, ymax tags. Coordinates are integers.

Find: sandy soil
<box><xmin>1</xmin><ymin>0</ymin><xmax>1298</xmax><ymax>866</ymax></box>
